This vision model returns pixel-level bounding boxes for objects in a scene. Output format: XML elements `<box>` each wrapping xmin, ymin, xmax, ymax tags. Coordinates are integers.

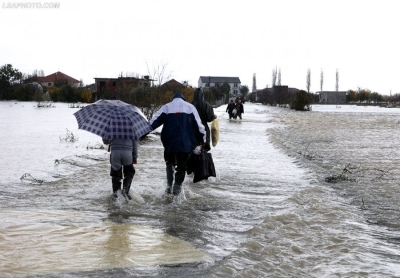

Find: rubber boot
<box><xmin>166</xmin><ymin>164</ymin><xmax>174</xmax><ymax>194</ymax></box>
<box><xmin>172</xmin><ymin>184</ymin><xmax>181</xmax><ymax>196</ymax></box>
<box><xmin>122</xmin><ymin>176</ymin><xmax>133</xmax><ymax>200</ymax></box>
<box><xmin>112</xmin><ymin>177</ymin><xmax>121</xmax><ymax>199</ymax></box>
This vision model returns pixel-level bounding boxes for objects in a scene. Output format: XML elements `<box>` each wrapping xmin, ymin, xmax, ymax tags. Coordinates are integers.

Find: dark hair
<box><xmin>172</xmin><ymin>92</ymin><xmax>185</xmax><ymax>101</ymax></box>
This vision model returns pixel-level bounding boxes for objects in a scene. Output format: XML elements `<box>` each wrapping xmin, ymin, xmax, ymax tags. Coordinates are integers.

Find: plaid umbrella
<box><xmin>73</xmin><ymin>99</ymin><xmax>152</xmax><ymax>140</ymax></box>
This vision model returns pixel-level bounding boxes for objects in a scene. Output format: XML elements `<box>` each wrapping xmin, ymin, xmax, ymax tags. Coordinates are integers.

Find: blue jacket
<box><xmin>150</xmin><ymin>93</ymin><xmax>206</xmax><ymax>153</ymax></box>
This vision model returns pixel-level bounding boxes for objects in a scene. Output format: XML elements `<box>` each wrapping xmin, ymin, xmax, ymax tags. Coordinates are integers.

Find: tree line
<box><xmin>248</xmin><ymin>86</ymin><xmax>393</xmax><ymax>111</ymax></box>
<box><xmin>1</xmin><ymin>64</ymin><xmax>250</xmax><ymax>120</ymax></box>
<box><xmin>0</xmin><ymin>64</ymin><xmax>92</xmax><ymax>103</ymax></box>
<box><xmin>249</xmin><ymin>67</ymin><xmax>394</xmax><ymax>111</ymax></box>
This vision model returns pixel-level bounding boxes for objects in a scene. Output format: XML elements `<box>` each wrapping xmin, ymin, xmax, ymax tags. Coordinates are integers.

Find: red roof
<box><xmin>161</xmin><ymin>79</ymin><xmax>184</xmax><ymax>87</ymax></box>
<box><xmin>37</xmin><ymin>71</ymin><xmax>79</xmax><ymax>83</ymax></box>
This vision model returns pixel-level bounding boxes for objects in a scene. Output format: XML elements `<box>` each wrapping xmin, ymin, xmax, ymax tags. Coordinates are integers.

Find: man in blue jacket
<box><xmin>150</xmin><ymin>92</ymin><xmax>206</xmax><ymax>196</ymax></box>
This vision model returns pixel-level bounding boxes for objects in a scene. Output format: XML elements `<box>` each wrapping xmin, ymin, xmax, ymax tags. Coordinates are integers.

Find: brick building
<box><xmin>93</xmin><ymin>76</ymin><xmax>152</xmax><ymax>101</ymax></box>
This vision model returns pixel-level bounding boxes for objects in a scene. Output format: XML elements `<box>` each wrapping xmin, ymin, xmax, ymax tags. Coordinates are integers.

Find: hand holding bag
<box><xmin>187</xmin><ymin>148</ymin><xmax>216</xmax><ymax>183</ymax></box>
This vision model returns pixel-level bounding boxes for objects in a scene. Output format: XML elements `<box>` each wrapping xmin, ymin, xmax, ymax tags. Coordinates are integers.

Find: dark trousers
<box><xmin>110</xmin><ymin>164</ymin><xmax>135</xmax><ymax>193</ymax></box>
<box><xmin>164</xmin><ymin>150</ymin><xmax>190</xmax><ymax>187</ymax></box>
<box><xmin>110</xmin><ymin>164</ymin><xmax>135</xmax><ymax>181</ymax></box>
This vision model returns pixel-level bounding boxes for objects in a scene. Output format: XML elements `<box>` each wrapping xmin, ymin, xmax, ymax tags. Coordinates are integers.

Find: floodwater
<box><xmin>0</xmin><ymin>101</ymin><xmax>399</xmax><ymax>277</ymax></box>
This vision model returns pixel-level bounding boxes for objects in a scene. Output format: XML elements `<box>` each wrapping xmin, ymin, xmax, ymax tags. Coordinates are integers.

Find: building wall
<box><xmin>319</xmin><ymin>91</ymin><xmax>347</xmax><ymax>104</ymax></box>
<box><xmin>39</xmin><ymin>81</ymin><xmax>80</xmax><ymax>88</ymax></box>
<box><xmin>95</xmin><ymin>78</ymin><xmax>117</xmax><ymax>93</ymax></box>
<box><xmin>93</xmin><ymin>76</ymin><xmax>151</xmax><ymax>101</ymax></box>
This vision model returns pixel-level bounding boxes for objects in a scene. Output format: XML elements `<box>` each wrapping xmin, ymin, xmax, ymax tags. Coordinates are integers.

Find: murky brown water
<box><xmin>1</xmin><ymin>102</ymin><xmax>399</xmax><ymax>277</ymax></box>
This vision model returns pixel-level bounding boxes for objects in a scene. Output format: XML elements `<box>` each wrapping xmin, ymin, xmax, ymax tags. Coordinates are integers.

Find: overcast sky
<box><xmin>1</xmin><ymin>0</ymin><xmax>399</xmax><ymax>94</ymax></box>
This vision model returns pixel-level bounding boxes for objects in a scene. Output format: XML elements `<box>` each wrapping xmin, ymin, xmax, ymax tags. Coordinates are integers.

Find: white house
<box><xmin>198</xmin><ymin>76</ymin><xmax>241</xmax><ymax>96</ymax></box>
<box><xmin>37</xmin><ymin>71</ymin><xmax>80</xmax><ymax>88</ymax></box>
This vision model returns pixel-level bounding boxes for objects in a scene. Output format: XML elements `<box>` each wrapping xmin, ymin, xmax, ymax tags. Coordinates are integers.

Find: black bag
<box><xmin>187</xmin><ymin>151</ymin><xmax>216</xmax><ymax>183</ymax></box>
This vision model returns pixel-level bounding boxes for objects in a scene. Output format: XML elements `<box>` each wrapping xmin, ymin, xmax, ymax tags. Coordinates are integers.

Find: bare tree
<box><xmin>272</xmin><ymin>66</ymin><xmax>277</xmax><ymax>87</ymax></box>
<box><xmin>252</xmin><ymin>73</ymin><xmax>256</xmax><ymax>92</ymax></box>
<box><xmin>277</xmin><ymin>68</ymin><xmax>281</xmax><ymax>86</ymax></box>
<box><xmin>336</xmin><ymin>69</ymin><xmax>339</xmax><ymax>91</ymax></box>
<box><xmin>124</xmin><ymin>72</ymin><xmax>140</xmax><ymax>78</ymax></box>
<box><xmin>306</xmin><ymin>68</ymin><xmax>311</xmax><ymax>93</ymax></box>
<box><xmin>146</xmin><ymin>61</ymin><xmax>173</xmax><ymax>86</ymax></box>
<box><xmin>32</xmin><ymin>69</ymin><xmax>45</xmax><ymax>77</ymax></box>
<box><xmin>320</xmin><ymin>69</ymin><xmax>324</xmax><ymax>92</ymax></box>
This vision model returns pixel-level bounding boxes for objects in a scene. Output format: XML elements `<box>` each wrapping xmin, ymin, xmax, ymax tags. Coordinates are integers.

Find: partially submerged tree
<box><xmin>0</xmin><ymin>64</ymin><xmax>22</xmax><ymax>100</ymax></box>
<box><xmin>320</xmin><ymin>69</ymin><xmax>324</xmax><ymax>92</ymax></box>
<box><xmin>291</xmin><ymin>90</ymin><xmax>311</xmax><ymax>111</ymax></box>
<box><xmin>240</xmin><ymin>85</ymin><xmax>249</xmax><ymax>100</ymax></box>
<box><xmin>272</xmin><ymin>66</ymin><xmax>278</xmax><ymax>87</ymax></box>
<box><xmin>252</xmin><ymin>73</ymin><xmax>256</xmax><ymax>93</ymax></box>
<box><xmin>306</xmin><ymin>68</ymin><xmax>311</xmax><ymax>93</ymax></box>
<box><xmin>79</xmin><ymin>88</ymin><xmax>93</xmax><ymax>103</ymax></box>
<box><xmin>277</xmin><ymin>68</ymin><xmax>281</xmax><ymax>86</ymax></box>
<box><xmin>129</xmin><ymin>86</ymin><xmax>162</xmax><ymax>121</ymax></box>
<box><xmin>335</xmin><ymin>69</ymin><xmax>339</xmax><ymax>91</ymax></box>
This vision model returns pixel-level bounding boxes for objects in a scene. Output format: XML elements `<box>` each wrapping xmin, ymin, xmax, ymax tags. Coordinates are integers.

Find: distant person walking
<box><xmin>192</xmin><ymin>88</ymin><xmax>216</xmax><ymax>152</ymax></box>
<box><xmin>149</xmin><ymin>92</ymin><xmax>206</xmax><ymax>196</ymax></box>
<box><xmin>236</xmin><ymin>99</ymin><xmax>244</xmax><ymax>120</ymax></box>
<box><xmin>226</xmin><ymin>100</ymin><xmax>236</xmax><ymax>119</ymax></box>
<box><xmin>102</xmin><ymin>138</ymin><xmax>138</xmax><ymax>200</ymax></box>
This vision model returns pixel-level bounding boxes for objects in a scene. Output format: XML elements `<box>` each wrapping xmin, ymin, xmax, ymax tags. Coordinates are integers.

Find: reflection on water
<box><xmin>1</xmin><ymin>102</ymin><xmax>400</xmax><ymax>277</ymax></box>
<box><xmin>0</xmin><ymin>209</ymin><xmax>212</xmax><ymax>276</ymax></box>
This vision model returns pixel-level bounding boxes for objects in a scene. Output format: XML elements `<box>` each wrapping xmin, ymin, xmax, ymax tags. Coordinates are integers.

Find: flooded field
<box><xmin>0</xmin><ymin>101</ymin><xmax>399</xmax><ymax>277</ymax></box>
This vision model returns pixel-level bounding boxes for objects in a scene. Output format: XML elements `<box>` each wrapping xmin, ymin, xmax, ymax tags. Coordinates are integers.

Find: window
<box><xmin>100</xmin><ymin>81</ymin><xmax>106</xmax><ymax>92</ymax></box>
<box><xmin>234</xmin><ymin>83</ymin><xmax>238</xmax><ymax>88</ymax></box>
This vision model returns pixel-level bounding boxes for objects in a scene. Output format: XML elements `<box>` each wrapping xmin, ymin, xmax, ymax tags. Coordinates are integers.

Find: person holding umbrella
<box><xmin>102</xmin><ymin>138</ymin><xmax>137</xmax><ymax>200</ymax></box>
<box><xmin>73</xmin><ymin>99</ymin><xmax>153</xmax><ymax>200</ymax></box>
<box><xmin>149</xmin><ymin>92</ymin><xmax>206</xmax><ymax>196</ymax></box>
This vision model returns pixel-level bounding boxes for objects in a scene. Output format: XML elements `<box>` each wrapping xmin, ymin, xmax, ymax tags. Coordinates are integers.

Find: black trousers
<box><xmin>164</xmin><ymin>150</ymin><xmax>190</xmax><ymax>186</ymax></box>
<box><xmin>110</xmin><ymin>164</ymin><xmax>135</xmax><ymax>181</ymax></box>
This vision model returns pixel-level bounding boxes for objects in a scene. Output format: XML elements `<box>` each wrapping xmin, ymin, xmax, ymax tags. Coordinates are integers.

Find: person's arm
<box><xmin>192</xmin><ymin>107</ymin><xmax>206</xmax><ymax>144</ymax></box>
<box><xmin>149</xmin><ymin>105</ymin><xmax>167</xmax><ymax>130</ymax></box>
<box><xmin>132</xmin><ymin>140</ymin><xmax>138</xmax><ymax>164</ymax></box>
<box><xmin>102</xmin><ymin>138</ymin><xmax>111</xmax><ymax>152</ymax></box>
<box><xmin>205</xmin><ymin>103</ymin><xmax>215</xmax><ymax>122</ymax></box>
